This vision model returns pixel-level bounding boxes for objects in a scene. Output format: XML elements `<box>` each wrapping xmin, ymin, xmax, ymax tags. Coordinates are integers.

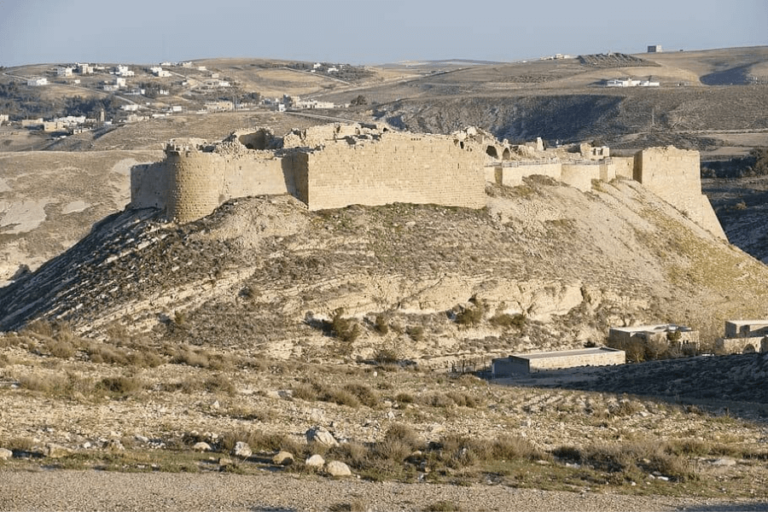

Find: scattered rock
<box><xmin>272</xmin><ymin>450</ymin><xmax>294</xmax><ymax>466</ymax></box>
<box><xmin>306</xmin><ymin>426</ymin><xmax>338</xmax><ymax>447</ymax></box>
<box><xmin>134</xmin><ymin>435</ymin><xmax>149</xmax><ymax>444</ymax></box>
<box><xmin>218</xmin><ymin>457</ymin><xmax>233</xmax><ymax>466</ymax></box>
<box><xmin>193</xmin><ymin>442</ymin><xmax>211</xmax><ymax>452</ymax></box>
<box><xmin>44</xmin><ymin>443</ymin><xmax>72</xmax><ymax>458</ymax></box>
<box><xmin>233</xmin><ymin>441</ymin><xmax>252</xmax><ymax>458</ymax></box>
<box><xmin>0</xmin><ymin>448</ymin><xmax>12</xmax><ymax>460</ymax></box>
<box><xmin>711</xmin><ymin>457</ymin><xmax>737</xmax><ymax>466</ymax></box>
<box><xmin>305</xmin><ymin>454</ymin><xmax>325</xmax><ymax>468</ymax></box>
<box><xmin>325</xmin><ymin>460</ymin><xmax>352</xmax><ymax>477</ymax></box>
<box><xmin>105</xmin><ymin>439</ymin><xmax>125</xmax><ymax>452</ymax></box>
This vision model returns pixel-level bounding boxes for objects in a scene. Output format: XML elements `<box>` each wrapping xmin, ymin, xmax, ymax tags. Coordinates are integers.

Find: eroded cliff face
<box><xmin>1</xmin><ymin>177</ymin><xmax>764</xmax><ymax>365</ymax></box>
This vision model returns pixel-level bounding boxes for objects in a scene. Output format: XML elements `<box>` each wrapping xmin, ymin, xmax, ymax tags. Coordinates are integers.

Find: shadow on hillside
<box><xmin>491</xmin><ymin>352</ymin><xmax>768</xmax><ymax>424</ymax></box>
<box><xmin>681</xmin><ymin>504</ymin><xmax>768</xmax><ymax>512</ymax></box>
<box><xmin>701</xmin><ymin>64</ymin><xmax>753</xmax><ymax>85</ymax></box>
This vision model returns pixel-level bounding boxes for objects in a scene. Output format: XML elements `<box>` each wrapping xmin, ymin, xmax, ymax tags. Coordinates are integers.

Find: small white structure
<box><xmin>121</xmin><ymin>104</ymin><xmax>139</xmax><ymax>111</ymax></box>
<box><xmin>170</xmin><ymin>105</ymin><xmax>182</xmax><ymax>112</ymax></box>
<box><xmin>197</xmin><ymin>66</ymin><xmax>207</xmax><ymax>71</ymax></box>
<box><xmin>115</xmin><ymin>77</ymin><xmax>126</xmax><ymax>87</ymax></box>
<box><xmin>647</xmin><ymin>45</ymin><xmax>663</xmax><ymax>53</ymax></box>
<box><xmin>180</xmin><ymin>61</ymin><xmax>193</xmax><ymax>68</ymax></box>
<box><xmin>492</xmin><ymin>347</ymin><xmax>625</xmax><ymax>377</ymax></box>
<box><xmin>76</xmin><ymin>63</ymin><xmax>93</xmax><ymax>74</ymax></box>
<box><xmin>294</xmin><ymin>100</ymin><xmax>335</xmax><ymax>110</ymax></box>
<box><xmin>606</xmin><ymin>78</ymin><xmax>641</xmax><ymax>88</ymax></box>
<box><xmin>327</xmin><ymin>67</ymin><xmax>339</xmax><ymax>73</ymax></box>
<box><xmin>639</xmin><ymin>80</ymin><xmax>660</xmax><ymax>87</ymax></box>
<box><xmin>56</xmin><ymin>67</ymin><xmax>73</xmax><ymax>77</ymax></box>
<box><xmin>158</xmin><ymin>89</ymin><xmax>170</xmax><ymax>95</ymax></box>
<box><xmin>0</xmin><ymin>114</ymin><xmax>10</xmax><ymax>124</ymax></box>
<box><xmin>115</xmin><ymin>65</ymin><xmax>134</xmax><ymax>77</ymax></box>
<box><xmin>313</xmin><ymin>63</ymin><xmax>322</xmax><ymax>69</ymax></box>
<box><xmin>103</xmin><ymin>84</ymin><xmax>119</xmax><ymax>92</ymax></box>
<box><xmin>27</xmin><ymin>77</ymin><xmax>48</xmax><ymax>86</ymax></box>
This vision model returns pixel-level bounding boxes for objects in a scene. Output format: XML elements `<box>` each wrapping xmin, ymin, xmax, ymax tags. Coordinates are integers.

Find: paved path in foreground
<box><xmin>1</xmin><ymin>470</ymin><xmax>767</xmax><ymax>511</ymax></box>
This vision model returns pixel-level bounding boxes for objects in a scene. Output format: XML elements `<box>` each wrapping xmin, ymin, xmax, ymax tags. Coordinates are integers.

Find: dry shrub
<box><xmin>374</xmin><ymin>314</ymin><xmax>390</xmax><ymax>335</ymax></box>
<box><xmin>44</xmin><ymin>339</ymin><xmax>75</xmax><ymax>359</ymax></box>
<box><xmin>373</xmin><ymin>348</ymin><xmax>399</xmax><ymax>365</ymax></box>
<box><xmin>445</xmin><ymin>391</ymin><xmax>481</xmax><ymax>408</ymax></box>
<box><xmin>455</xmin><ymin>304</ymin><xmax>484</xmax><ymax>326</ymax></box>
<box><xmin>384</xmin><ymin>424</ymin><xmax>422</xmax><ymax>451</ymax></box>
<box><xmin>489</xmin><ymin>313</ymin><xmax>526</xmax><ymax>330</ymax></box>
<box><xmin>219</xmin><ymin>430</ymin><xmax>301</xmax><ymax>455</ymax></box>
<box><xmin>555</xmin><ymin>441</ymin><xmax>697</xmax><ymax>482</ymax></box>
<box><xmin>18</xmin><ymin>372</ymin><xmax>92</xmax><ymax>397</ymax></box>
<box><xmin>423</xmin><ymin>501</ymin><xmax>463</xmax><ymax>512</ymax></box>
<box><xmin>487</xmin><ymin>435</ymin><xmax>542</xmax><ymax>461</ymax></box>
<box><xmin>203</xmin><ymin>374</ymin><xmax>236</xmax><ymax>396</ymax></box>
<box><xmin>406</xmin><ymin>326</ymin><xmax>425</xmax><ymax>341</ymax></box>
<box><xmin>325</xmin><ymin>388</ymin><xmax>360</xmax><ymax>408</ymax></box>
<box><xmin>320</xmin><ymin>308</ymin><xmax>363</xmax><ymax>342</ymax></box>
<box><xmin>342</xmin><ymin>383</ymin><xmax>378</xmax><ymax>408</ymax></box>
<box><xmin>395</xmin><ymin>392</ymin><xmax>414</xmax><ymax>404</ymax></box>
<box><xmin>329</xmin><ymin>500</ymin><xmax>368</xmax><ymax>512</ymax></box>
<box><xmin>327</xmin><ymin>441</ymin><xmax>369</xmax><ymax>469</ymax></box>
<box><xmin>96</xmin><ymin>376</ymin><xmax>143</xmax><ymax>397</ymax></box>
<box><xmin>420</xmin><ymin>393</ymin><xmax>454</xmax><ymax>408</ymax></box>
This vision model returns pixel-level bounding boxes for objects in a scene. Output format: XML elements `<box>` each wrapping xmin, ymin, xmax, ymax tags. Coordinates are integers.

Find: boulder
<box><xmin>305</xmin><ymin>454</ymin><xmax>325</xmax><ymax>468</ymax></box>
<box><xmin>218</xmin><ymin>457</ymin><xmax>233</xmax><ymax>467</ymax></box>
<box><xmin>272</xmin><ymin>450</ymin><xmax>294</xmax><ymax>466</ymax></box>
<box><xmin>325</xmin><ymin>460</ymin><xmax>352</xmax><ymax>477</ymax></box>
<box><xmin>306</xmin><ymin>426</ymin><xmax>338</xmax><ymax>447</ymax></box>
<box><xmin>193</xmin><ymin>442</ymin><xmax>211</xmax><ymax>452</ymax></box>
<box><xmin>233</xmin><ymin>441</ymin><xmax>252</xmax><ymax>458</ymax></box>
<box><xmin>0</xmin><ymin>448</ymin><xmax>12</xmax><ymax>460</ymax></box>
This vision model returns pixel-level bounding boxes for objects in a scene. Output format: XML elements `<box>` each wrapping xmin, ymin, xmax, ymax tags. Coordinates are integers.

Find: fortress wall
<box><xmin>561</xmin><ymin>164</ymin><xmax>600</xmax><ymax>192</ymax></box>
<box><xmin>220</xmin><ymin>153</ymin><xmax>291</xmax><ymax>199</ymax></box>
<box><xmin>130</xmin><ymin>162</ymin><xmax>168</xmax><ymax>210</ymax></box>
<box><xmin>634</xmin><ymin>148</ymin><xmax>726</xmax><ymax>239</ymax></box>
<box><xmin>304</xmin><ymin>135</ymin><xmax>485</xmax><ymax>211</ymax></box>
<box><xmin>599</xmin><ymin>162</ymin><xmax>616</xmax><ymax>181</ymax></box>
<box><xmin>613</xmin><ymin>157</ymin><xmax>635</xmax><ymax>179</ymax></box>
<box><xmin>498</xmin><ymin>163</ymin><xmax>562</xmax><ymax>187</ymax></box>
<box><xmin>166</xmin><ymin>151</ymin><xmax>225</xmax><ymax>223</ymax></box>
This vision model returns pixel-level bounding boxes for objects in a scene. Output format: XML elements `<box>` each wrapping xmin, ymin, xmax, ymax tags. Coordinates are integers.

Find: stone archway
<box><xmin>486</xmin><ymin>145</ymin><xmax>499</xmax><ymax>158</ymax></box>
<box><xmin>502</xmin><ymin>148</ymin><xmax>511</xmax><ymax>161</ymax></box>
<box><xmin>743</xmin><ymin>343</ymin><xmax>756</xmax><ymax>353</ymax></box>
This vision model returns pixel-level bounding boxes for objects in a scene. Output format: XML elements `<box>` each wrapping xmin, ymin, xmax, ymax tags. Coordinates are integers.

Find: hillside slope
<box><xmin>1</xmin><ymin>178</ymin><xmax>765</xmax><ymax>364</ymax></box>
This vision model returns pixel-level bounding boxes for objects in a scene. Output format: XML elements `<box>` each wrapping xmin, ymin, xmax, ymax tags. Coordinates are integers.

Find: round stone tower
<box><xmin>165</xmin><ymin>149</ymin><xmax>223</xmax><ymax>223</ymax></box>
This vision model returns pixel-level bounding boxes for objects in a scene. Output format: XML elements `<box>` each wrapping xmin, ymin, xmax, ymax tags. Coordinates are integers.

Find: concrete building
<box><xmin>0</xmin><ymin>114</ymin><xmax>9</xmax><ymax>125</ymax></box>
<box><xmin>491</xmin><ymin>347</ymin><xmax>626</xmax><ymax>377</ymax></box>
<box><xmin>608</xmin><ymin>324</ymin><xmax>699</xmax><ymax>348</ymax></box>
<box><xmin>115</xmin><ymin>65</ymin><xmax>134</xmax><ymax>77</ymax></box>
<box><xmin>715</xmin><ymin>320</ymin><xmax>768</xmax><ymax>354</ymax></box>
<box><xmin>648</xmin><ymin>45</ymin><xmax>663</xmax><ymax>53</ymax></box>
<box><xmin>115</xmin><ymin>77</ymin><xmax>127</xmax><ymax>88</ymax></box>
<box><xmin>27</xmin><ymin>77</ymin><xmax>48</xmax><ymax>87</ymax></box>
<box><xmin>56</xmin><ymin>67</ymin><xmax>73</xmax><ymax>77</ymax></box>
<box><xmin>77</xmin><ymin>63</ymin><xmax>93</xmax><ymax>74</ymax></box>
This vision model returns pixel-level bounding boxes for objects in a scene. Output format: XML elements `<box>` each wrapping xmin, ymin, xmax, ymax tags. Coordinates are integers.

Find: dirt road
<box><xmin>1</xmin><ymin>470</ymin><xmax>766</xmax><ymax>511</ymax></box>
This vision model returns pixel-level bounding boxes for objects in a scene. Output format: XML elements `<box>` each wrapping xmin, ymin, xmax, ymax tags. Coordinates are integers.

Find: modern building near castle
<box><xmin>129</xmin><ymin>123</ymin><xmax>725</xmax><ymax>241</ymax></box>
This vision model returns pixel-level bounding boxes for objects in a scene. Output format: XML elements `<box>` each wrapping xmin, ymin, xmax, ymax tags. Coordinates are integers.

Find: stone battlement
<box><xmin>130</xmin><ymin>123</ymin><xmax>725</xmax><ymax>239</ymax></box>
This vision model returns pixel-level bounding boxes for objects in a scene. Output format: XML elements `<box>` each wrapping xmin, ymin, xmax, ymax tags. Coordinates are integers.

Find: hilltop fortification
<box><xmin>130</xmin><ymin>123</ymin><xmax>725</xmax><ymax>239</ymax></box>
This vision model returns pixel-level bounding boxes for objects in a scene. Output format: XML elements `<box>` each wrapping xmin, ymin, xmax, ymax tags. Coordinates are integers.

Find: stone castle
<box><xmin>130</xmin><ymin>122</ymin><xmax>725</xmax><ymax>239</ymax></box>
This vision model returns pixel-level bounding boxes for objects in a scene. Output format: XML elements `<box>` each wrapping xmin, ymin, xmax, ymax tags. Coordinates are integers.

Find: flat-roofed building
<box><xmin>491</xmin><ymin>347</ymin><xmax>625</xmax><ymax>377</ymax></box>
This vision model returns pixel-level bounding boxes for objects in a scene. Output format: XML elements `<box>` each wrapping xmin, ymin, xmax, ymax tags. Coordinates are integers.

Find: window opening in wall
<box><xmin>486</xmin><ymin>146</ymin><xmax>498</xmax><ymax>158</ymax></box>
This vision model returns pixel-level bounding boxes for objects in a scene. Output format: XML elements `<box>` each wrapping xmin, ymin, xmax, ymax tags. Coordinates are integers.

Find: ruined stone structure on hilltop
<box><xmin>130</xmin><ymin>122</ymin><xmax>725</xmax><ymax>239</ymax></box>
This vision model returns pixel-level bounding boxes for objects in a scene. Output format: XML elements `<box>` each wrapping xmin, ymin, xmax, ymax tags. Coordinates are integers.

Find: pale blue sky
<box><xmin>0</xmin><ymin>0</ymin><xmax>766</xmax><ymax>66</ymax></box>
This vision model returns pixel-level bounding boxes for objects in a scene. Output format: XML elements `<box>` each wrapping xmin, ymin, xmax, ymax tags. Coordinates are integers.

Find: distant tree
<box><xmin>350</xmin><ymin>94</ymin><xmax>368</xmax><ymax>106</ymax></box>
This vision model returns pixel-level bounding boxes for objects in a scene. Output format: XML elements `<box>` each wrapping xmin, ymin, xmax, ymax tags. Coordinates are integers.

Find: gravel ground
<box><xmin>1</xmin><ymin>470</ymin><xmax>767</xmax><ymax>512</ymax></box>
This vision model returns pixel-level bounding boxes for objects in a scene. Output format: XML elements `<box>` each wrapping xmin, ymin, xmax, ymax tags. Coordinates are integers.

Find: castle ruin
<box><xmin>130</xmin><ymin>123</ymin><xmax>725</xmax><ymax>240</ymax></box>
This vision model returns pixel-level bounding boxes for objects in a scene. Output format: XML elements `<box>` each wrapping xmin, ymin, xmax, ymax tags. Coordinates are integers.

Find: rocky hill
<box><xmin>2</xmin><ymin>177</ymin><xmax>766</xmax><ymax>364</ymax></box>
